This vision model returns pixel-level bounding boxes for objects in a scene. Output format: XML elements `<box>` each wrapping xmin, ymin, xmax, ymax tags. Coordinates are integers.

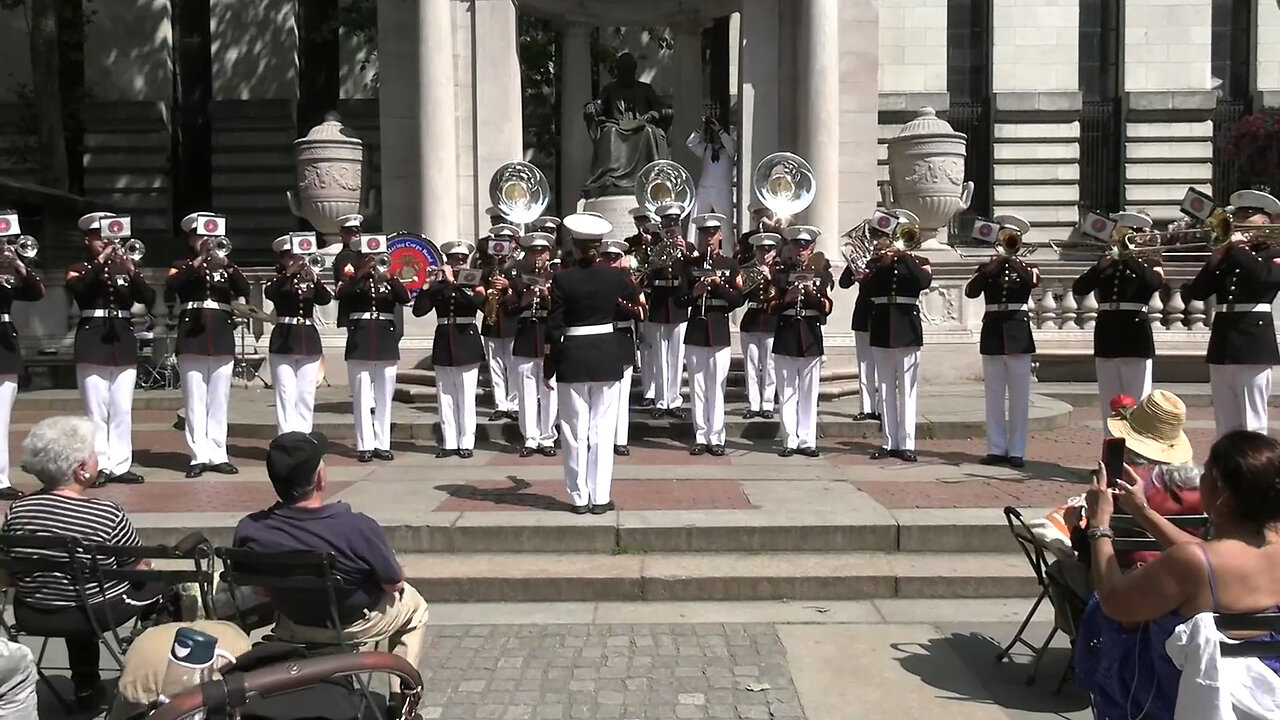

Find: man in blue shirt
<box><xmin>233</xmin><ymin>431</ymin><xmax>429</xmax><ymax>709</ymax></box>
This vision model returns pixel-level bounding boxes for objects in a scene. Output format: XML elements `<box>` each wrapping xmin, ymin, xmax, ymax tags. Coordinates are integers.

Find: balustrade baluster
<box><xmin>1077</xmin><ymin>291</ymin><xmax>1098</xmax><ymax>329</ymax></box>
<box><xmin>1185</xmin><ymin>298</ymin><xmax>1207</xmax><ymax>330</ymax></box>
<box><xmin>1147</xmin><ymin>287</ymin><xmax>1165</xmax><ymax>331</ymax></box>
<box><xmin>1060</xmin><ymin>287</ymin><xmax>1079</xmax><ymax>329</ymax></box>
<box><xmin>1034</xmin><ymin>283</ymin><xmax>1059</xmax><ymax>330</ymax></box>
<box><xmin>1164</xmin><ymin>287</ymin><xmax>1186</xmax><ymax>330</ymax></box>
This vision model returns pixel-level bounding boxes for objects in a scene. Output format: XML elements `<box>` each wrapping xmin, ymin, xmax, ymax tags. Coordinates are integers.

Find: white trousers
<box><xmin>692</xmin><ymin>184</ymin><xmax>736</xmax><ymax>242</ymax></box>
<box><xmin>0</xmin><ymin>377</ymin><xmax>16</xmax><ymax>488</ymax></box>
<box><xmin>483</xmin><ymin>336</ymin><xmax>517</xmax><ymax>412</ymax></box>
<box><xmin>1209</xmin><ymin>364</ymin><xmax>1272</xmax><ymax>437</ymax></box>
<box><xmin>513</xmin><ymin>356</ymin><xmax>557</xmax><ymax>448</ymax></box>
<box><xmin>559</xmin><ymin>380</ymin><xmax>620</xmax><ymax>507</ymax></box>
<box><xmin>435</xmin><ymin>364</ymin><xmax>477</xmax><ymax>450</ymax></box>
<box><xmin>178</xmin><ymin>356</ymin><xmax>233</xmax><ymax>466</ymax></box>
<box><xmin>639</xmin><ymin>323</ymin><xmax>657</xmax><ymax>401</ymax></box>
<box><xmin>740</xmin><ymin>331</ymin><xmax>776</xmax><ymax>412</ymax></box>
<box><xmin>270</xmin><ymin>354</ymin><xmax>321</xmax><ymax>435</ymax></box>
<box><xmin>873</xmin><ymin>347</ymin><xmax>920</xmax><ymax>451</ymax></box>
<box><xmin>687</xmin><ymin>345</ymin><xmax>731</xmax><ymax>445</ymax></box>
<box><xmin>76</xmin><ymin>365</ymin><xmax>137</xmax><ymax>476</ymax></box>
<box><xmin>854</xmin><ymin>331</ymin><xmax>880</xmax><ymax>415</ymax></box>
<box><xmin>349</xmin><ymin>360</ymin><xmax>398</xmax><ymax>452</ymax></box>
<box><xmin>616</xmin><ymin>365</ymin><xmax>633</xmax><ymax>446</ymax></box>
<box><xmin>776</xmin><ymin>354</ymin><xmax>821</xmax><ymax>450</ymax></box>
<box><xmin>1095</xmin><ymin>357</ymin><xmax>1152</xmax><ymax>431</ymax></box>
<box><xmin>982</xmin><ymin>354</ymin><xmax>1033</xmax><ymax>458</ymax></box>
<box><xmin>645</xmin><ymin>322</ymin><xmax>686</xmax><ymax>409</ymax></box>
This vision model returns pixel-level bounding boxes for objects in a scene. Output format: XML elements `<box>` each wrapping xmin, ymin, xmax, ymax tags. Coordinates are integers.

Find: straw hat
<box><xmin>1106</xmin><ymin>389</ymin><xmax>1193</xmax><ymax>465</ymax></box>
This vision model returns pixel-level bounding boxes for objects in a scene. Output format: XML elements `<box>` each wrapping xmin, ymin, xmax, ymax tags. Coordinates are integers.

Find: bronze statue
<box><xmin>582</xmin><ymin>53</ymin><xmax>673</xmax><ymax>199</ymax></box>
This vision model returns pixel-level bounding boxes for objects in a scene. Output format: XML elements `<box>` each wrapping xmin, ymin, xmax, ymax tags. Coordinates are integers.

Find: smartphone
<box><xmin>1102</xmin><ymin>437</ymin><xmax>1126</xmax><ymax>487</ymax></box>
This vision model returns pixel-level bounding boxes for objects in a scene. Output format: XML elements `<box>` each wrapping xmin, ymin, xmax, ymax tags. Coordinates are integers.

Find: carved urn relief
<box><xmin>287</xmin><ymin>112</ymin><xmax>370</xmax><ymax>245</ymax></box>
<box><xmin>881</xmin><ymin>107</ymin><xmax>974</xmax><ymax>246</ymax></box>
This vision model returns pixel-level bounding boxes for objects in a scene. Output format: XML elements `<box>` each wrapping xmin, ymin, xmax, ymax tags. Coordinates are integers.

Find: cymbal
<box><xmin>231</xmin><ymin>301</ymin><xmax>273</xmax><ymax>323</ymax></box>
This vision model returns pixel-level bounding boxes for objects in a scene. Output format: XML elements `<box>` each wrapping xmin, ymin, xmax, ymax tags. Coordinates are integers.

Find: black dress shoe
<box><xmin>111</xmin><ymin>471</ymin><xmax>145</xmax><ymax>485</ymax></box>
<box><xmin>571</xmin><ymin>504</ymin><xmax>590</xmax><ymax>515</ymax></box>
<box><xmin>651</xmin><ymin>409</ymin><xmax>667</xmax><ymax>419</ymax></box>
<box><xmin>980</xmin><ymin>454</ymin><xmax>1007</xmax><ymax>466</ymax></box>
<box><xmin>666</xmin><ymin>408</ymin><xmax>688</xmax><ymax>420</ymax></box>
<box><xmin>74</xmin><ymin>681</ymin><xmax>106</xmax><ymax>711</ymax></box>
<box><xmin>869</xmin><ymin>447</ymin><xmax>893</xmax><ymax>460</ymax></box>
<box><xmin>853</xmin><ymin>412</ymin><xmax>874</xmax><ymax>421</ymax></box>
<box><xmin>689</xmin><ymin>444</ymin><xmax>707</xmax><ymax>456</ymax></box>
<box><xmin>458</xmin><ymin>449</ymin><xmax>474</xmax><ymax>459</ymax></box>
<box><xmin>778</xmin><ymin>447</ymin><xmax>795</xmax><ymax>457</ymax></box>
<box><xmin>708</xmin><ymin>445</ymin><xmax>726</xmax><ymax>457</ymax></box>
<box><xmin>869</xmin><ymin>412</ymin><xmax>883</xmax><ymax>422</ymax></box>
<box><xmin>184</xmin><ymin>464</ymin><xmax>205</xmax><ymax>479</ymax></box>
<box><xmin>488</xmin><ymin>410</ymin><xmax>505</xmax><ymax>421</ymax></box>
<box><xmin>640</xmin><ymin>398</ymin><xmax>656</xmax><ymax>408</ymax></box>
<box><xmin>208</xmin><ymin>462</ymin><xmax>239</xmax><ymax>475</ymax></box>
<box><xmin>895</xmin><ymin>450</ymin><xmax>919</xmax><ymax>463</ymax></box>
<box><xmin>373</xmin><ymin>449</ymin><xmax>394</xmax><ymax>461</ymax></box>
<box><xmin>759</xmin><ymin>410</ymin><xmax>774</xmax><ymax>420</ymax></box>
<box><xmin>357</xmin><ymin>451</ymin><xmax>374</xmax><ymax>463</ymax></box>
<box><xmin>0</xmin><ymin>487</ymin><xmax>23</xmax><ymax>501</ymax></box>
<box><xmin>797</xmin><ymin>447</ymin><xmax>820</xmax><ymax>458</ymax></box>
<box><xmin>435</xmin><ymin>449</ymin><xmax>457</xmax><ymax>459</ymax></box>
<box><xmin>743</xmin><ymin>410</ymin><xmax>759</xmax><ymax>419</ymax></box>
<box><xmin>614</xmin><ymin>445</ymin><xmax>630</xmax><ymax>456</ymax></box>
<box><xmin>589</xmin><ymin>501</ymin><xmax>615</xmax><ymax>514</ymax></box>
<box><xmin>539</xmin><ymin>446</ymin><xmax>557</xmax><ymax>457</ymax></box>
<box><xmin>1008</xmin><ymin>456</ymin><xmax>1026</xmax><ymax>468</ymax></box>
<box><xmin>519</xmin><ymin>447</ymin><xmax>537</xmax><ymax>458</ymax></box>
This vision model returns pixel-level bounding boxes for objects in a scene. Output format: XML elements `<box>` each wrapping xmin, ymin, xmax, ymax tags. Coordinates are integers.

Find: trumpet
<box><xmin>374</xmin><ymin>253</ymin><xmax>391</xmax><ymax>273</ymax></box>
<box><xmin>995</xmin><ymin>228</ymin><xmax>1035</xmax><ymax>258</ymax></box>
<box><xmin>306</xmin><ymin>253</ymin><xmax>331</xmax><ymax>272</ymax></box>
<box><xmin>7</xmin><ymin>235</ymin><xmax>38</xmax><ymax>260</ymax></box>
<box><xmin>740</xmin><ymin>262</ymin><xmax>773</xmax><ymax>296</ymax></box>
<box><xmin>122</xmin><ymin>238</ymin><xmax>145</xmax><ymax>262</ymax></box>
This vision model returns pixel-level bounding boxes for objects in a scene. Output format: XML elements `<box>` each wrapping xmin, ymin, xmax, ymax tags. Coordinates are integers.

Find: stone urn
<box><xmin>286</xmin><ymin>112</ymin><xmax>371</xmax><ymax>245</ymax></box>
<box><xmin>881</xmin><ymin>107</ymin><xmax>974</xmax><ymax>247</ymax></box>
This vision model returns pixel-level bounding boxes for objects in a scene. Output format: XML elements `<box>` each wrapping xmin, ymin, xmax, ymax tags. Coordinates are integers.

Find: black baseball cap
<box><xmin>266</xmin><ymin>431</ymin><xmax>328</xmax><ymax>502</ymax></box>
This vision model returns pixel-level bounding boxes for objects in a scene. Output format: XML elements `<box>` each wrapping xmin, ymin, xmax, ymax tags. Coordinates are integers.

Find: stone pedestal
<box><xmin>580</xmin><ymin>196</ymin><xmax>637</xmax><ymax>242</ymax></box>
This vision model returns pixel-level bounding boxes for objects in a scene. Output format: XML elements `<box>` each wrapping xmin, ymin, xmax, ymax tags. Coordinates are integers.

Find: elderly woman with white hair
<box><xmin>0</xmin><ymin>416</ymin><xmax>166</xmax><ymax>710</ymax></box>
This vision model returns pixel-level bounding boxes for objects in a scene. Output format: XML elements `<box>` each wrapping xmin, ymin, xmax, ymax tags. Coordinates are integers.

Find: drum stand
<box><xmin>233</xmin><ymin>320</ymin><xmax>271</xmax><ymax>389</ymax></box>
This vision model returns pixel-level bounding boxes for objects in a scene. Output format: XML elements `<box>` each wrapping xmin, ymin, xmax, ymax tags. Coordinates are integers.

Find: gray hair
<box><xmin>21</xmin><ymin>416</ymin><xmax>96</xmax><ymax>489</ymax></box>
<box><xmin>1126</xmin><ymin>450</ymin><xmax>1201</xmax><ymax>490</ymax></box>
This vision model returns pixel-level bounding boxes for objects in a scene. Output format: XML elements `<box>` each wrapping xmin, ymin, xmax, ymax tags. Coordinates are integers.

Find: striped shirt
<box><xmin>1</xmin><ymin>492</ymin><xmax>141</xmax><ymax>609</ymax></box>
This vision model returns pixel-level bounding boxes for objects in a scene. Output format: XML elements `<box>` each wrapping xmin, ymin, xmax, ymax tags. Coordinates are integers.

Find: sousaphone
<box><xmin>634</xmin><ymin>160</ymin><xmax>695</xmax><ymax>218</ymax></box>
<box><xmin>489</xmin><ymin>161</ymin><xmax>551</xmax><ymax>225</ymax></box>
<box><xmin>753</xmin><ymin>152</ymin><xmax>816</xmax><ymax>220</ymax></box>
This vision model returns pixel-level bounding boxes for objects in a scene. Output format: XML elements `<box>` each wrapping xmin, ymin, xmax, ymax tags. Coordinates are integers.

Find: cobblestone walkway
<box><xmin>419</xmin><ymin>624</ymin><xmax>804</xmax><ymax>720</ymax></box>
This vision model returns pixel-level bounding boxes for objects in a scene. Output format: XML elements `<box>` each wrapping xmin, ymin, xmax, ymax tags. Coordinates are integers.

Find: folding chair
<box><xmin>1110</xmin><ymin>513</ymin><xmax>1210</xmax><ymax>552</ymax></box>
<box><xmin>1215</xmin><ymin>612</ymin><xmax>1280</xmax><ymax>658</ymax></box>
<box><xmin>82</xmin><ymin>539</ymin><xmax>218</xmax><ymax>624</ymax></box>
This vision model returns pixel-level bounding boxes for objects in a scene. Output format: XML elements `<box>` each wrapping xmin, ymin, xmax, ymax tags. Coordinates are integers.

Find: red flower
<box><xmin>1109</xmin><ymin>394</ymin><xmax>1136</xmax><ymax>414</ymax></box>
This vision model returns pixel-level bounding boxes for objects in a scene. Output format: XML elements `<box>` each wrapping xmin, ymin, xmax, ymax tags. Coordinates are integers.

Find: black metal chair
<box><xmin>998</xmin><ymin>507</ymin><xmax>1058</xmax><ymax>679</ymax></box>
<box><xmin>1216</xmin><ymin>612</ymin><xmax>1280</xmax><ymax>658</ymax></box>
<box><xmin>1109</xmin><ymin>513</ymin><xmax>1210</xmax><ymax>552</ymax></box>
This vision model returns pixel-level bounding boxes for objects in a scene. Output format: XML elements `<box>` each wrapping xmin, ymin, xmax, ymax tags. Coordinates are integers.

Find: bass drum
<box><xmin>385</xmin><ymin>231</ymin><xmax>444</xmax><ymax>298</ymax></box>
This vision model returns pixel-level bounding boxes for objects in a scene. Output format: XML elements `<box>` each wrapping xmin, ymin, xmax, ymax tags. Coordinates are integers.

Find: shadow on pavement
<box><xmin>435</xmin><ymin>475</ymin><xmax>574</xmax><ymax>512</ymax></box>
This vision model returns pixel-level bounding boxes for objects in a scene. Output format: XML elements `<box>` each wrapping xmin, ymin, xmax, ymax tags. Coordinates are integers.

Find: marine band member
<box><xmin>1071</xmin><ymin>211</ymin><xmax>1164</xmax><ymax>431</ymax></box>
<box><xmin>865</xmin><ymin>209</ymin><xmax>932</xmax><ymax>463</ymax></box>
<box><xmin>964</xmin><ymin>215</ymin><xmax>1039</xmax><ymax>468</ymax></box>
<box><xmin>166</xmin><ymin>212</ymin><xmax>250</xmax><ymax>478</ymax></box>
<box><xmin>600</xmin><ymin>239</ymin><xmax>645</xmax><ymax>457</ymax></box>
<box><xmin>736</xmin><ymin>202</ymin><xmax>779</xmax><ymax>265</ymax></box>
<box><xmin>683</xmin><ymin>213</ymin><xmax>744</xmax><ymax>456</ymax></box>
<box><xmin>770</xmin><ymin>226</ymin><xmax>833</xmax><ymax>457</ymax></box>
<box><xmin>413</xmin><ymin>241</ymin><xmax>485</xmax><ymax>459</ymax></box>
<box><xmin>546</xmin><ymin>215</ymin><xmax>639</xmax><ymax>514</ymax></box>
<box><xmin>339</xmin><ymin>241</ymin><xmax>410</xmax><ymax>462</ymax></box>
<box><xmin>626</xmin><ymin>207</ymin><xmax>660</xmax><ymax>409</ymax></box>
<box><xmin>645</xmin><ymin>203</ymin><xmax>691</xmax><ymax>420</ymax></box>
<box><xmin>838</xmin><ymin>223</ymin><xmax>881</xmax><ymax>423</ymax></box>
<box><xmin>0</xmin><ymin>213</ymin><xmax>44</xmax><ymax>498</ymax></box>
<box><xmin>1184</xmin><ymin>189</ymin><xmax>1280</xmax><ymax>436</ymax></box>
<box><xmin>267</xmin><ymin>234</ymin><xmax>332</xmax><ymax>434</ymax></box>
<box><xmin>331</xmin><ymin>214</ymin><xmax>364</xmax><ymax>329</ymax></box>
<box><xmin>739</xmin><ymin>233</ymin><xmax>780</xmax><ymax>420</ymax></box>
<box><xmin>479</xmin><ymin>223</ymin><xmax>521</xmax><ymax>421</ymax></box>
<box><xmin>508</xmin><ymin>232</ymin><xmax>559</xmax><ymax>457</ymax></box>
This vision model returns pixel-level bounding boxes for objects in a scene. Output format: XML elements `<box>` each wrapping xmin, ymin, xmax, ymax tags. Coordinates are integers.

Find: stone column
<box><xmin>672</xmin><ymin>22</ymin><xmax>706</xmax><ymax>178</ymax></box>
<box><xmin>737</xmin><ymin>0</ymin><xmax>781</xmax><ymax>233</ymax></box>
<box><xmin>377</xmin><ymin>0</ymin><xmax>419</xmax><ymax>230</ymax></box>
<box><xmin>419</xmin><ymin>0</ymin><xmax>459</xmax><ymax>242</ymax></box>
<box><xmin>559</xmin><ymin>23</ymin><xmax>593</xmax><ymax>214</ymax></box>
<box><xmin>799</xmin><ymin>0</ymin><xmax>840</xmax><ymax>256</ymax></box>
<box><xmin>471</xmin><ymin>0</ymin><xmax>523</xmax><ymax>236</ymax></box>
<box><xmin>1256</xmin><ymin>1</ymin><xmax>1280</xmax><ymax>110</ymax></box>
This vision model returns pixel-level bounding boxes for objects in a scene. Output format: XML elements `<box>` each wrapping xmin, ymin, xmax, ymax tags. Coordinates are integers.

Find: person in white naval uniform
<box><xmin>687</xmin><ymin>117</ymin><xmax>736</xmax><ymax>237</ymax></box>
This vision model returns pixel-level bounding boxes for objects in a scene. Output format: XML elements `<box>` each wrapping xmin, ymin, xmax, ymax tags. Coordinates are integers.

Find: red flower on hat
<box><xmin>1109</xmin><ymin>393</ymin><xmax>1136</xmax><ymax>416</ymax></box>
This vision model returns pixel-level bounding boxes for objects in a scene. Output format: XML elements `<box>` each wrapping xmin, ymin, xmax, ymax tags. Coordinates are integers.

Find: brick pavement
<box><xmin>419</xmin><ymin>623</ymin><xmax>804</xmax><ymax>720</ymax></box>
<box><xmin>435</xmin><ymin>480</ymin><xmax>754</xmax><ymax>512</ymax></box>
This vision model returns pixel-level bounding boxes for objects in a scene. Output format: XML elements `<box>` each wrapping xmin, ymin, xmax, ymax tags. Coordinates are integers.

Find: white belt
<box><xmin>0</xmin><ymin>314</ymin><xmax>11</xmax><ymax>323</ymax></box>
<box><xmin>746</xmin><ymin>302</ymin><xmax>765</xmax><ymax>310</ymax></box>
<box><xmin>1219</xmin><ymin>303</ymin><xmax>1272</xmax><ymax>313</ymax></box>
<box><xmin>614</xmin><ymin>321</ymin><xmax>633</xmax><ymax>330</ymax></box>
<box><xmin>651</xmin><ymin>280</ymin><xmax>680</xmax><ymax>287</ymax></box>
<box><xmin>443</xmin><ymin>316</ymin><xmax>475</xmax><ymax>324</ymax></box>
<box><xmin>274</xmin><ymin>317</ymin><xmax>312</xmax><ymax>325</ymax></box>
<box><xmin>984</xmin><ymin>303</ymin><xmax>1028</xmax><ymax>313</ymax></box>
<box><xmin>1098</xmin><ymin>302</ymin><xmax>1148</xmax><ymax>312</ymax></box>
<box><xmin>871</xmin><ymin>296</ymin><xmax>919</xmax><ymax>305</ymax></box>
<box><xmin>703</xmin><ymin>298</ymin><xmax>729</xmax><ymax>307</ymax></box>
<box><xmin>82</xmin><ymin>309</ymin><xmax>128</xmax><ymax>319</ymax></box>
<box><xmin>564</xmin><ymin>324</ymin><xmax>614</xmax><ymax>336</ymax></box>
<box><xmin>782</xmin><ymin>309</ymin><xmax>822</xmax><ymax>318</ymax></box>
<box><xmin>520</xmin><ymin>311</ymin><xmax>547</xmax><ymax>320</ymax></box>
<box><xmin>180</xmin><ymin>301</ymin><xmax>232</xmax><ymax>313</ymax></box>
<box><xmin>349</xmin><ymin>312</ymin><xmax>395</xmax><ymax>321</ymax></box>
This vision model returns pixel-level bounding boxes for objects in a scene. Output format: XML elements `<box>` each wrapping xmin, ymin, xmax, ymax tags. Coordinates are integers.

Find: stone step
<box><xmin>1038</xmin><ymin>381</ymin><xmax>1280</xmax><ymax>409</ymax></box>
<box><xmin>395</xmin><ymin>367</ymin><xmax>861</xmax><ymax>391</ymax></box>
<box><xmin>16</xmin><ymin>390</ymin><xmax>184</xmax><ymax>413</ymax></box>
<box><xmin>392</xmin><ymin>380</ymin><xmax>862</xmax><ymax>405</ymax></box>
<box><xmin>398</xmin><ymin>552</ymin><xmax>1039</xmax><ymax>602</ymax></box>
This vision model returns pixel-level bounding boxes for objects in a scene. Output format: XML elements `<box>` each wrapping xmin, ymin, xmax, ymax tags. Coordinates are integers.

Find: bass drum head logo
<box><xmin>386</xmin><ymin>232</ymin><xmax>444</xmax><ymax>297</ymax></box>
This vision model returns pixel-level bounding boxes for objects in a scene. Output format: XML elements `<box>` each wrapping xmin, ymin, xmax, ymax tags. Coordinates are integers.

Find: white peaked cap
<box><xmin>336</xmin><ymin>214</ymin><xmax>363</xmax><ymax>229</ymax></box>
<box><xmin>600</xmin><ymin>239</ymin><xmax>629</xmax><ymax>255</ymax></box>
<box><xmin>441</xmin><ymin>239</ymin><xmax>475</xmax><ymax>257</ymax></box>
<box><xmin>534</xmin><ymin>216</ymin><xmax>561</xmax><ymax>228</ymax></box>
<box><xmin>78</xmin><ymin>212</ymin><xmax>112</xmax><ymax>232</ymax></box>
<box><xmin>655</xmin><ymin>202</ymin><xmax>686</xmax><ymax>218</ymax></box>
<box><xmin>783</xmin><ymin>225</ymin><xmax>822</xmax><ymax>243</ymax></box>
<box><xmin>692</xmin><ymin>213</ymin><xmax>728</xmax><ymax>229</ymax></box>
<box><xmin>521</xmin><ymin>232</ymin><xmax>554</xmax><ymax>249</ymax></box>
<box><xmin>993</xmin><ymin>214</ymin><xmax>1031</xmax><ymax>235</ymax></box>
<box><xmin>489</xmin><ymin>224</ymin><xmax>520</xmax><ymax>238</ymax></box>
<box><xmin>891</xmin><ymin>209</ymin><xmax>920</xmax><ymax>226</ymax></box>
<box><xmin>751</xmin><ymin>232</ymin><xmax>781</xmax><ymax>247</ymax></box>
<box><xmin>1230</xmin><ymin>189</ymin><xmax>1280</xmax><ymax>215</ymax></box>
<box><xmin>1112</xmin><ymin>211</ymin><xmax>1153</xmax><ymax>230</ymax></box>
<box><xmin>271</xmin><ymin>235</ymin><xmax>292</xmax><ymax>253</ymax></box>
<box><xmin>180</xmin><ymin>212</ymin><xmax>211</xmax><ymax>232</ymax></box>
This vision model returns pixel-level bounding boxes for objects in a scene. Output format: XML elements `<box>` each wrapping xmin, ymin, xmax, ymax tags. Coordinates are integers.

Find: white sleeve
<box><xmin>686</xmin><ymin>131</ymin><xmax>705</xmax><ymax>154</ymax></box>
<box><xmin>720</xmin><ymin>130</ymin><xmax>736</xmax><ymax>158</ymax></box>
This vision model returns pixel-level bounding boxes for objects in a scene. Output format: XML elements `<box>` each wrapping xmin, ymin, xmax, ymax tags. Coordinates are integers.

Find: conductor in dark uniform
<box><xmin>166</xmin><ymin>212</ymin><xmax>250</xmax><ymax>478</ymax></box>
<box><xmin>682</xmin><ymin>213</ymin><xmax>744</xmax><ymax>456</ymax></box>
<box><xmin>546</xmin><ymin>214</ymin><xmax>639</xmax><ymax>514</ymax></box>
<box><xmin>1184</xmin><ymin>189</ymin><xmax>1280</xmax><ymax>436</ymax></box>
<box><xmin>770</xmin><ymin>226</ymin><xmax>833</xmax><ymax>458</ymax></box>
<box><xmin>1070</xmin><ymin>211</ymin><xmax>1164</xmax><ymax>431</ymax></box>
<box><xmin>0</xmin><ymin>213</ymin><xmax>44</xmax><ymax>498</ymax></box>
<box><xmin>331</xmin><ymin>214</ymin><xmax>364</xmax><ymax>329</ymax></box>
<box><xmin>414</xmin><ymin>240</ymin><xmax>485</xmax><ymax>459</ymax></box>
<box><xmin>339</xmin><ymin>235</ymin><xmax>410</xmax><ymax>462</ymax></box>
<box><xmin>645</xmin><ymin>203</ymin><xmax>691</xmax><ymax>420</ymax></box>
<box><xmin>266</xmin><ymin>233</ymin><xmax>331</xmax><ymax>435</ymax></box>
<box><xmin>963</xmin><ymin>215</ymin><xmax>1039</xmax><ymax>468</ymax></box>
<box><xmin>865</xmin><ymin>209</ymin><xmax>932</xmax><ymax>462</ymax></box>
<box><xmin>739</xmin><ymin>232</ymin><xmax>780</xmax><ymax>420</ymax></box>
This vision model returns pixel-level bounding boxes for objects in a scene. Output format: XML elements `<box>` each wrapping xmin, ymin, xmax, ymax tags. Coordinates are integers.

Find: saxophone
<box><xmin>484</xmin><ymin>263</ymin><xmax>503</xmax><ymax>325</ymax></box>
